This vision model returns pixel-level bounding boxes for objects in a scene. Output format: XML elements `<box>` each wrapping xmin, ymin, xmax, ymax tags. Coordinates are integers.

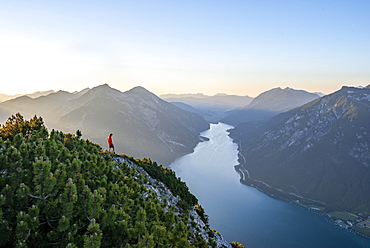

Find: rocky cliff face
<box><xmin>229</xmin><ymin>86</ymin><xmax>370</xmax><ymax>214</ymax></box>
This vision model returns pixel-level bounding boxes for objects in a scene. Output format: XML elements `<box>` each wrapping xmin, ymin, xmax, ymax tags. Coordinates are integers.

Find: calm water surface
<box><xmin>170</xmin><ymin>123</ymin><xmax>370</xmax><ymax>248</ymax></box>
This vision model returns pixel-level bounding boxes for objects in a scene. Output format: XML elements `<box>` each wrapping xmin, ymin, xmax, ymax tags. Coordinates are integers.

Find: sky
<box><xmin>0</xmin><ymin>1</ymin><xmax>369</xmax><ymax>97</ymax></box>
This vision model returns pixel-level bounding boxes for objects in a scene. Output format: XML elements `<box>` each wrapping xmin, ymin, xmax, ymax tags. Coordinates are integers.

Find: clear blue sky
<box><xmin>1</xmin><ymin>1</ymin><xmax>369</xmax><ymax>96</ymax></box>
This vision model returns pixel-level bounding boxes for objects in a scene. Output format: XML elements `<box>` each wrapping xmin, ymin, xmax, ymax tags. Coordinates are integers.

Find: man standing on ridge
<box><xmin>108</xmin><ymin>133</ymin><xmax>115</xmax><ymax>153</ymax></box>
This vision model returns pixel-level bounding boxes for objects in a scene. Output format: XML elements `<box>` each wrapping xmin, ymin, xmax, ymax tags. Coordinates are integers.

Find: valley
<box><xmin>170</xmin><ymin>123</ymin><xmax>370</xmax><ymax>248</ymax></box>
<box><xmin>3</xmin><ymin>1</ymin><xmax>370</xmax><ymax>247</ymax></box>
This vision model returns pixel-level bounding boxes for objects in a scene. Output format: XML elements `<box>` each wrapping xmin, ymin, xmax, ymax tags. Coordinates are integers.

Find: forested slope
<box><xmin>0</xmin><ymin>114</ymin><xmax>237</xmax><ymax>248</ymax></box>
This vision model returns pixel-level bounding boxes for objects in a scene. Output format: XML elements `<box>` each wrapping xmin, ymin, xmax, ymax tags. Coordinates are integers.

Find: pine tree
<box><xmin>84</xmin><ymin>219</ymin><xmax>102</xmax><ymax>247</ymax></box>
<box><xmin>0</xmin><ymin>113</ymin><xmax>46</xmax><ymax>141</ymax></box>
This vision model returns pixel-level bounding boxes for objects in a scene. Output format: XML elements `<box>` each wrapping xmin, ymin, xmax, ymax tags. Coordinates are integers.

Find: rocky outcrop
<box><xmin>112</xmin><ymin>156</ymin><xmax>232</xmax><ymax>248</ymax></box>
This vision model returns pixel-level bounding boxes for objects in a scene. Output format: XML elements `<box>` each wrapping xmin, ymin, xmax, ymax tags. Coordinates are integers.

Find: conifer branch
<box><xmin>45</xmin><ymin>215</ymin><xmax>57</xmax><ymax>230</ymax></box>
<box><xmin>28</xmin><ymin>194</ymin><xmax>50</xmax><ymax>201</ymax></box>
<box><xmin>22</xmin><ymin>229</ymin><xmax>31</xmax><ymax>243</ymax></box>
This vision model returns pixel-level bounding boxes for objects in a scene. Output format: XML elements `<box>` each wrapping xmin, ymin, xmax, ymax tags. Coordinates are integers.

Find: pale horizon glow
<box><xmin>1</xmin><ymin>1</ymin><xmax>369</xmax><ymax>97</ymax></box>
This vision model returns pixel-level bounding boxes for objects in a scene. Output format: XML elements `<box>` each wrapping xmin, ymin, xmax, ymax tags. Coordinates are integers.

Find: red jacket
<box><xmin>108</xmin><ymin>135</ymin><xmax>113</xmax><ymax>145</ymax></box>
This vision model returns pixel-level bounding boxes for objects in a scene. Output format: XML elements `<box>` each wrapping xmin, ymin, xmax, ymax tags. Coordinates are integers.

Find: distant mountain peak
<box><xmin>13</xmin><ymin>95</ymin><xmax>33</xmax><ymax>101</ymax></box>
<box><xmin>88</xmin><ymin>84</ymin><xmax>122</xmax><ymax>95</ymax></box>
<box><xmin>215</xmin><ymin>93</ymin><xmax>227</xmax><ymax>96</ymax></box>
<box><xmin>126</xmin><ymin>86</ymin><xmax>158</xmax><ymax>99</ymax></box>
<box><xmin>129</xmin><ymin>86</ymin><xmax>149</xmax><ymax>93</ymax></box>
<box><xmin>56</xmin><ymin>90</ymin><xmax>70</xmax><ymax>94</ymax></box>
<box><xmin>267</xmin><ymin>87</ymin><xmax>282</xmax><ymax>91</ymax></box>
<box><xmin>73</xmin><ymin>87</ymin><xmax>90</xmax><ymax>93</ymax></box>
<box><xmin>92</xmin><ymin>83</ymin><xmax>113</xmax><ymax>90</ymax></box>
<box><xmin>262</xmin><ymin>87</ymin><xmax>298</xmax><ymax>94</ymax></box>
<box><xmin>221</xmin><ymin>87</ymin><xmax>320</xmax><ymax>125</ymax></box>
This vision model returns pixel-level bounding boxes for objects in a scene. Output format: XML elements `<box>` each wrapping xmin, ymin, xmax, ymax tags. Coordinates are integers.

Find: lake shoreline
<box><xmin>171</xmin><ymin>123</ymin><xmax>370</xmax><ymax>247</ymax></box>
<box><xmin>232</xmin><ymin>138</ymin><xmax>370</xmax><ymax>239</ymax></box>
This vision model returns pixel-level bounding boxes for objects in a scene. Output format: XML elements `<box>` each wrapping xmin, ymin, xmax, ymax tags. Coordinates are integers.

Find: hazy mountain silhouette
<box><xmin>0</xmin><ymin>91</ymin><xmax>78</xmax><ymax>124</ymax></box>
<box><xmin>222</xmin><ymin>87</ymin><xmax>320</xmax><ymax>125</ymax></box>
<box><xmin>161</xmin><ymin>93</ymin><xmax>253</xmax><ymax>122</ymax></box>
<box><xmin>0</xmin><ymin>90</ymin><xmax>54</xmax><ymax>103</ymax></box>
<box><xmin>0</xmin><ymin>84</ymin><xmax>209</xmax><ymax>165</ymax></box>
<box><xmin>0</xmin><ymin>94</ymin><xmax>19</xmax><ymax>103</ymax></box>
<box><xmin>161</xmin><ymin>93</ymin><xmax>253</xmax><ymax>110</ymax></box>
<box><xmin>229</xmin><ymin>86</ymin><xmax>370</xmax><ymax>214</ymax></box>
<box><xmin>169</xmin><ymin>102</ymin><xmax>219</xmax><ymax>121</ymax></box>
<box><xmin>72</xmin><ymin>87</ymin><xmax>90</xmax><ymax>96</ymax></box>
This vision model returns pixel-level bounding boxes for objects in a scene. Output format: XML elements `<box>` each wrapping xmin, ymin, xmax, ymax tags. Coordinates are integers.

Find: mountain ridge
<box><xmin>0</xmin><ymin>84</ymin><xmax>209</xmax><ymax>165</ymax></box>
<box><xmin>0</xmin><ymin>90</ymin><xmax>55</xmax><ymax>102</ymax></box>
<box><xmin>59</xmin><ymin>84</ymin><xmax>210</xmax><ymax>165</ymax></box>
<box><xmin>161</xmin><ymin>93</ymin><xmax>253</xmax><ymax>123</ymax></box>
<box><xmin>222</xmin><ymin>87</ymin><xmax>320</xmax><ymax>125</ymax></box>
<box><xmin>229</xmin><ymin>86</ymin><xmax>370</xmax><ymax>215</ymax></box>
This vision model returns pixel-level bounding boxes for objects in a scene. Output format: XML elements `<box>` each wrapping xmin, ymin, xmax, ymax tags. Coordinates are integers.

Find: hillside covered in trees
<box><xmin>0</xmin><ymin>113</ymin><xmax>240</xmax><ymax>247</ymax></box>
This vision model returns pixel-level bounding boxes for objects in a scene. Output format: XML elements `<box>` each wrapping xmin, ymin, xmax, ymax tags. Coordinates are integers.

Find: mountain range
<box><xmin>161</xmin><ymin>93</ymin><xmax>253</xmax><ymax>123</ymax></box>
<box><xmin>229</xmin><ymin>85</ymin><xmax>370</xmax><ymax>214</ymax></box>
<box><xmin>0</xmin><ymin>84</ymin><xmax>209</xmax><ymax>165</ymax></box>
<box><xmin>0</xmin><ymin>90</ymin><xmax>55</xmax><ymax>102</ymax></box>
<box><xmin>222</xmin><ymin>87</ymin><xmax>320</xmax><ymax>126</ymax></box>
<box><xmin>3</xmin><ymin>83</ymin><xmax>369</xmax><ymax>216</ymax></box>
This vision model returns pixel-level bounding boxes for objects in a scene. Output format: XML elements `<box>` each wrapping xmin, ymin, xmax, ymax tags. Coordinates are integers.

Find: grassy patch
<box><xmin>329</xmin><ymin>211</ymin><xmax>358</xmax><ymax>221</ymax></box>
<box><xmin>353</xmin><ymin>226</ymin><xmax>370</xmax><ymax>237</ymax></box>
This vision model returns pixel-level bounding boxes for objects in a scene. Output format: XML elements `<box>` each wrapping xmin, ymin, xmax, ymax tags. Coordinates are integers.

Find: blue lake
<box><xmin>170</xmin><ymin>123</ymin><xmax>370</xmax><ymax>248</ymax></box>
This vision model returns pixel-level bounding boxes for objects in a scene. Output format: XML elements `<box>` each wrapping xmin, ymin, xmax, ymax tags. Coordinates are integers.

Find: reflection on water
<box><xmin>170</xmin><ymin>123</ymin><xmax>370</xmax><ymax>248</ymax></box>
